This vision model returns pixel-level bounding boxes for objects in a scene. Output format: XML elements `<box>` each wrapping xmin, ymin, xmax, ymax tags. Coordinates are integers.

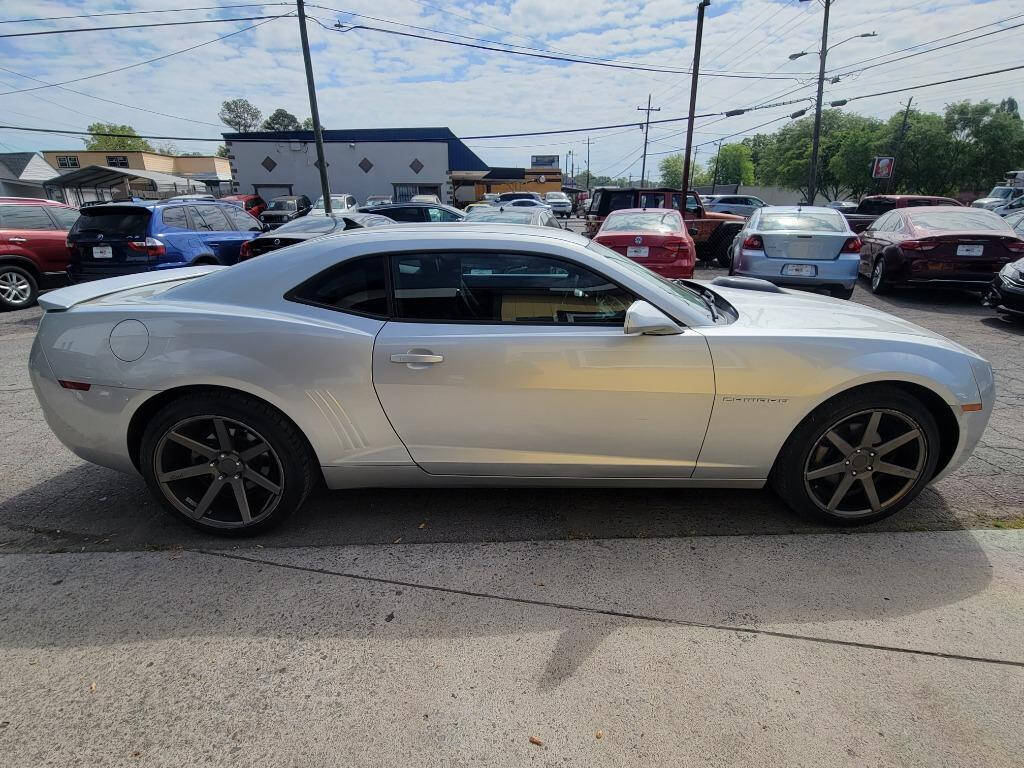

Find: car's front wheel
<box><xmin>0</xmin><ymin>265</ymin><xmax>38</xmax><ymax>311</ymax></box>
<box><xmin>140</xmin><ymin>391</ymin><xmax>315</xmax><ymax>534</ymax></box>
<box><xmin>771</xmin><ymin>385</ymin><xmax>940</xmax><ymax>526</ymax></box>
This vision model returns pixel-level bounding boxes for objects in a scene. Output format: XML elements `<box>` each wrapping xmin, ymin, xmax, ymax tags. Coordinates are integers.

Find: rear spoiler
<box><xmin>38</xmin><ymin>265</ymin><xmax>224</xmax><ymax>311</ymax></box>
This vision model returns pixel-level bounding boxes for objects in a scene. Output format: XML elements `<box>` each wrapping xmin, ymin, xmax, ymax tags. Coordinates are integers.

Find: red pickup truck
<box><xmin>841</xmin><ymin>194</ymin><xmax>962</xmax><ymax>233</ymax></box>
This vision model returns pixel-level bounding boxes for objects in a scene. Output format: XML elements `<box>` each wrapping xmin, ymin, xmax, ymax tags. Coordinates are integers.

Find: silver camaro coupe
<box><xmin>30</xmin><ymin>224</ymin><xmax>994</xmax><ymax>534</ymax></box>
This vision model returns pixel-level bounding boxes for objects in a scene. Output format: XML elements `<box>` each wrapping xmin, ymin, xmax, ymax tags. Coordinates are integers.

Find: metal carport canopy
<box><xmin>42</xmin><ymin>165</ymin><xmax>197</xmax><ymax>189</ymax></box>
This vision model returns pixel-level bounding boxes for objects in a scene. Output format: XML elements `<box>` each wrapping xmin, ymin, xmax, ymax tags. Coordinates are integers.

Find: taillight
<box><xmin>127</xmin><ymin>237</ymin><xmax>166</xmax><ymax>258</ymax></box>
<box><xmin>239</xmin><ymin>240</ymin><xmax>253</xmax><ymax>261</ymax></box>
<box><xmin>900</xmin><ymin>239</ymin><xmax>937</xmax><ymax>251</ymax></box>
<box><xmin>1006</xmin><ymin>239</ymin><xmax>1024</xmax><ymax>253</ymax></box>
<box><xmin>742</xmin><ymin>235</ymin><xmax>764</xmax><ymax>250</ymax></box>
<box><xmin>58</xmin><ymin>380</ymin><xmax>91</xmax><ymax>391</ymax></box>
<box><xmin>841</xmin><ymin>237</ymin><xmax>862</xmax><ymax>253</ymax></box>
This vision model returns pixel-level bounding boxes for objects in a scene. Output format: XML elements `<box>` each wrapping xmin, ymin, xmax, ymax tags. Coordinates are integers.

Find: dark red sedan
<box><xmin>859</xmin><ymin>206</ymin><xmax>1024</xmax><ymax>294</ymax></box>
<box><xmin>593</xmin><ymin>208</ymin><xmax>696</xmax><ymax>278</ymax></box>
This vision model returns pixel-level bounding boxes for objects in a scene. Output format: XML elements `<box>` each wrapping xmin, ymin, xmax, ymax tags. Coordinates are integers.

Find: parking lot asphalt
<box><xmin>2</xmin><ymin>256</ymin><xmax>1023</xmax><ymax>767</ymax></box>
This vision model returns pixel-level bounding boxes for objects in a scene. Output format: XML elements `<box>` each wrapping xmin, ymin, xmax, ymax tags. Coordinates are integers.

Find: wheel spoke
<box><xmin>158</xmin><ymin>463</ymin><xmax>212</xmax><ymax>483</ymax></box>
<box><xmin>244</xmin><ymin>468</ymin><xmax>281</xmax><ymax>494</ymax></box>
<box><xmin>167</xmin><ymin>431</ymin><xmax>216</xmax><ymax>458</ymax></box>
<box><xmin>825</xmin><ymin>430</ymin><xmax>855</xmax><ymax>455</ymax></box>
<box><xmin>862</xmin><ymin>411</ymin><xmax>882</xmax><ymax>447</ymax></box>
<box><xmin>189</xmin><ymin>478</ymin><xmax>225</xmax><ymax>520</ymax></box>
<box><xmin>230</xmin><ymin>479</ymin><xmax>252</xmax><ymax>523</ymax></box>
<box><xmin>874</xmin><ymin>461</ymin><xmax>917</xmax><ymax>479</ymax></box>
<box><xmin>806</xmin><ymin>461</ymin><xmax>847</xmax><ymax>480</ymax></box>
<box><xmin>875</xmin><ymin>428</ymin><xmax>921</xmax><ymax>456</ymax></box>
<box><xmin>860</xmin><ymin>475</ymin><xmax>882</xmax><ymax>512</ymax></box>
<box><xmin>213</xmin><ymin>418</ymin><xmax>233</xmax><ymax>451</ymax></box>
<box><xmin>239</xmin><ymin>441</ymin><xmax>270</xmax><ymax>462</ymax></box>
<box><xmin>827</xmin><ymin>474</ymin><xmax>855</xmax><ymax>511</ymax></box>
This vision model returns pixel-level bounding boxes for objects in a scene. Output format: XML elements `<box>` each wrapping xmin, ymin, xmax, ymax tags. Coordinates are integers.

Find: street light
<box><xmin>789</xmin><ymin>32</ymin><xmax>876</xmax><ymax>60</ymax></box>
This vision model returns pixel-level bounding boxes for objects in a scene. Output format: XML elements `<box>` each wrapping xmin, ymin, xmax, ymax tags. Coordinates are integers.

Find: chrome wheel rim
<box><xmin>153</xmin><ymin>415</ymin><xmax>284</xmax><ymax>529</ymax></box>
<box><xmin>871</xmin><ymin>260</ymin><xmax>883</xmax><ymax>290</ymax></box>
<box><xmin>803</xmin><ymin>408</ymin><xmax>927</xmax><ymax>519</ymax></box>
<box><xmin>0</xmin><ymin>271</ymin><xmax>32</xmax><ymax>305</ymax></box>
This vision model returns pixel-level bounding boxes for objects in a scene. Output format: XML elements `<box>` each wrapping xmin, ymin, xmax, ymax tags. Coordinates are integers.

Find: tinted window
<box><xmin>188</xmin><ymin>205</ymin><xmax>232</xmax><ymax>231</ymax></box>
<box><xmin>70</xmin><ymin>208</ymin><xmax>151</xmax><ymax>237</ymax></box>
<box><xmin>427</xmin><ymin>207</ymin><xmax>461</xmax><ymax>222</ymax></box>
<box><xmin>224</xmin><ymin>205</ymin><xmax>262</xmax><ymax>231</ymax></box>
<box><xmin>391</xmin><ymin>252</ymin><xmax>633</xmax><ymax>325</ymax></box>
<box><xmin>45</xmin><ymin>206</ymin><xmax>80</xmax><ymax>229</ymax></box>
<box><xmin>161</xmin><ymin>207</ymin><xmax>188</xmax><ymax>228</ymax></box>
<box><xmin>906</xmin><ymin>198</ymin><xmax>954</xmax><ymax>207</ymax></box>
<box><xmin>288</xmin><ymin>256</ymin><xmax>388</xmax><ymax>317</ymax></box>
<box><xmin>384</xmin><ymin>207</ymin><xmax>425</xmax><ymax>223</ymax></box>
<box><xmin>671</xmin><ymin>193</ymin><xmax>702</xmax><ymax>213</ymax></box>
<box><xmin>0</xmin><ymin>205</ymin><xmax>56</xmax><ymax>230</ymax></box>
<box><xmin>857</xmin><ymin>198</ymin><xmax>896</xmax><ymax>216</ymax></box>
<box><xmin>607</xmin><ymin>192</ymin><xmax>633</xmax><ymax>213</ymax></box>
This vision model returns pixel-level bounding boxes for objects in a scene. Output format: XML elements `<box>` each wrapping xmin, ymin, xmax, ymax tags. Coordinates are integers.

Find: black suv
<box><xmin>355</xmin><ymin>201</ymin><xmax>465</xmax><ymax>223</ymax></box>
<box><xmin>260</xmin><ymin>195</ymin><xmax>312</xmax><ymax>229</ymax></box>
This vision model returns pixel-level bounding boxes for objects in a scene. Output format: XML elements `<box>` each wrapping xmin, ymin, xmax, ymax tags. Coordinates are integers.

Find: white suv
<box><xmin>544</xmin><ymin>191</ymin><xmax>572</xmax><ymax>218</ymax></box>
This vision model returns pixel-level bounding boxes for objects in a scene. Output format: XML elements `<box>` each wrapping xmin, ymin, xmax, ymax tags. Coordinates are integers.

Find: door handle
<box><xmin>9</xmin><ymin>237</ymin><xmax>26</xmax><ymax>243</ymax></box>
<box><xmin>390</xmin><ymin>353</ymin><xmax>443</xmax><ymax>364</ymax></box>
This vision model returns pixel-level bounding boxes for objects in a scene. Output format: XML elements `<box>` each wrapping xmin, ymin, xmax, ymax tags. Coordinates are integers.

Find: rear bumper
<box><xmin>983</xmin><ymin>274</ymin><xmax>1024</xmax><ymax>315</ymax></box>
<box><xmin>68</xmin><ymin>259</ymin><xmax>192</xmax><ymax>283</ymax></box>
<box><xmin>645</xmin><ymin>260</ymin><xmax>695</xmax><ymax>279</ymax></box>
<box><xmin>733</xmin><ymin>250</ymin><xmax>859</xmax><ymax>289</ymax></box>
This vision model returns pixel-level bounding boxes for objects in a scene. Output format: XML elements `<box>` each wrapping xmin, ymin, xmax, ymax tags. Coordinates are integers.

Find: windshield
<box><xmin>313</xmin><ymin>196</ymin><xmax>347</xmax><ymax>210</ymax></box>
<box><xmin>275</xmin><ymin>216</ymin><xmax>340</xmax><ymax>234</ymax></box>
<box><xmin>545</xmin><ymin>192</ymin><xmax>568</xmax><ymax>201</ymax></box>
<box><xmin>989</xmin><ymin>187</ymin><xmax>1013</xmax><ymax>200</ymax></box>
<box><xmin>758</xmin><ymin>211</ymin><xmax>846</xmax><ymax>232</ymax></box>
<box><xmin>587</xmin><ymin>240</ymin><xmax>714</xmax><ymax>320</ymax></box>
<box><xmin>268</xmin><ymin>199</ymin><xmax>297</xmax><ymax>211</ymax></box>
<box><xmin>465</xmin><ymin>210</ymin><xmax>536</xmax><ymax>224</ymax></box>
<box><xmin>909</xmin><ymin>210</ymin><xmax>1012</xmax><ymax>232</ymax></box>
<box><xmin>601</xmin><ymin>211</ymin><xmax>680</xmax><ymax>233</ymax></box>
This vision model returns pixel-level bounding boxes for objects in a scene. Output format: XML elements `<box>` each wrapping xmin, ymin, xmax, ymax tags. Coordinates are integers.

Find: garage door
<box><xmin>253</xmin><ymin>185</ymin><xmax>292</xmax><ymax>199</ymax></box>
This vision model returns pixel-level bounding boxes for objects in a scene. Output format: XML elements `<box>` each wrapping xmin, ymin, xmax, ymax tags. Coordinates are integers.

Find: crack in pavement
<box><xmin>200</xmin><ymin>549</ymin><xmax>1024</xmax><ymax>670</ymax></box>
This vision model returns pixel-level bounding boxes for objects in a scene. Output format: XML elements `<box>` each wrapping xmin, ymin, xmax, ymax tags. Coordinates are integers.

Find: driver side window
<box><xmin>390</xmin><ymin>252</ymin><xmax>634</xmax><ymax>325</ymax></box>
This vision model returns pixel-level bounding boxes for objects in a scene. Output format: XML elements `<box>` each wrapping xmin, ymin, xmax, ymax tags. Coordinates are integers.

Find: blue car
<box><xmin>67</xmin><ymin>199</ymin><xmax>264</xmax><ymax>282</ymax></box>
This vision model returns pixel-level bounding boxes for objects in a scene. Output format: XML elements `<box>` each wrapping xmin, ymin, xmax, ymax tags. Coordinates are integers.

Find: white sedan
<box><xmin>30</xmin><ymin>225</ymin><xmax>993</xmax><ymax>534</ymax></box>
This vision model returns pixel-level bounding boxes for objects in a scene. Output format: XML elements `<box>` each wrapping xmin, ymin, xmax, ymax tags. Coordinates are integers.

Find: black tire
<box><xmin>870</xmin><ymin>256</ymin><xmax>890</xmax><ymax>295</ymax></box>
<box><xmin>830</xmin><ymin>284</ymin><xmax>855</xmax><ymax>300</ymax></box>
<box><xmin>0</xmin><ymin>264</ymin><xmax>39</xmax><ymax>311</ymax></box>
<box><xmin>770</xmin><ymin>384</ymin><xmax>940</xmax><ymax>526</ymax></box>
<box><xmin>714</xmin><ymin>224</ymin><xmax>742</xmax><ymax>268</ymax></box>
<box><xmin>139</xmin><ymin>390</ymin><xmax>316</xmax><ymax>535</ymax></box>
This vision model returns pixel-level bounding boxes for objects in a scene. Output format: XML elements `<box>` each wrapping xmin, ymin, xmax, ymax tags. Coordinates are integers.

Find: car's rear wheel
<box><xmin>140</xmin><ymin>391</ymin><xmax>315</xmax><ymax>534</ymax></box>
<box><xmin>870</xmin><ymin>256</ymin><xmax>890</xmax><ymax>294</ymax></box>
<box><xmin>771</xmin><ymin>385</ymin><xmax>940</xmax><ymax>526</ymax></box>
<box><xmin>830</xmin><ymin>284</ymin><xmax>855</xmax><ymax>300</ymax></box>
<box><xmin>0</xmin><ymin>265</ymin><xmax>38</xmax><ymax>311</ymax></box>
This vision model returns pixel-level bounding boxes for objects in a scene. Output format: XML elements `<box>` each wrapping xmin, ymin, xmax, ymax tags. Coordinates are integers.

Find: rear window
<box><xmin>71</xmin><ymin>208</ymin><xmax>151</xmax><ymax>237</ymax></box>
<box><xmin>601</xmin><ymin>211</ymin><xmax>680</xmax><ymax>233</ymax></box>
<box><xmin>758</xmin><ymin>211</ymin><xmax>846</xmax><ymax>232</ymax></box>
<box><xmin>465</xmin><ymin>210</ymin><xmax>536</xmax><ymax>224</ymax></box>
<box><xmin>908</xmin><ymin>210</ymin><xmax>1012</xmax><ymax>232</ymax></box>
<box><xmin>857</xmin><ymin>198</ymin><xmax>896</xmax><ymax>216</ymax></box>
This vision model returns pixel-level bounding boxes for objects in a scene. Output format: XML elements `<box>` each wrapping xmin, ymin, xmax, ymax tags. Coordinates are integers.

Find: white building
<box><xmin>223</xmin><ymin>127</ymin><xmax>489</xmax><ymax>204</ymax></box>
<box><xmin>0</xmin><ymin>153</ymin><xmax>59</xmax><ymax>199</ymax></box>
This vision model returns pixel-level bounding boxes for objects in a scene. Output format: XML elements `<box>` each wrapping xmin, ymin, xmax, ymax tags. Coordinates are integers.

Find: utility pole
<box><xmin>585</xmin><ymin>136</ymin><xmax>591</xmax><ymax>190</ymax></box>
<box><xmin>681</xmin><ymin>0</ymin><xmax>711</xmax><ymax>200</ymax></box>
<box><xmin>806</xmin><ymin>0</ymin><xmax>831</xmax><ymax>205</ymax></box>
<box><xmin>637</xmin><ymin>95</ymin><xmax>661</xmax><ymax>188</ymax></box>
<box><xmin>888</xmin><ymin>97</ymin><xmax>913</xmax><ymax>193</ymax></box>
<box><xmin>296</xmin><ymin>0</ymin><xmax>331</xmax><ymax>214</ymax></box>
<box><xmin>710</xmin><ymin>139</ymin><xmax>723</xmax><ymax>194</ymax></box>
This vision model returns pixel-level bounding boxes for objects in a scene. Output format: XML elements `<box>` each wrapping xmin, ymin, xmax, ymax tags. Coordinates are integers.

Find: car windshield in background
<box><xmin>545</xmin><ymin>193</ymin><xmax>569</xmax><ymax>200</ymax></box>
<box><xmin>989</xmin><ymin>187</ymin><xmax>1013</xmax><ymax>199</ymax></box>
<box><xmin>313</xmin><ymin>197</ymin><xmax>346</xmax><ymax>210</ymax></box>
<box><xmin>466</xmin><ymin>210</ymin><xmax>536</xmax><ymax>224</ymax></box>
<box><xmin>275</xmin><ymin>216</ymin><xmax>340</xmax><ymax>234</ymax></box>
<box><xmin>72</xmin><ymin>209</ymin><xmax>151</xmax><ymax>237</ymax></box>
<box><xmin>602</xmin><ymin>212</ymin><xmax>679</xmax><ymax>233</ymax></box>
<box><xmin>268</xmin><ymin>200</ymin><xmax>297</xmax><ymax>211</ymax></box>
<box><xmin>758</xmin><ymin>212</ymin><xmax>846</xmax><ymax>232</ymax></box>
<box><xmin>909</xmin><ymin>210</ymin><xmax>1012</xmax><ymax>232</ymax></box>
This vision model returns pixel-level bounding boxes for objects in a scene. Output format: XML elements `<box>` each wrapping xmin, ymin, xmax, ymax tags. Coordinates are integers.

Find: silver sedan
<box><xmin>30</xmin><ymin>225</ymin><xmax>992</xmax><ymax>534</ymax></box>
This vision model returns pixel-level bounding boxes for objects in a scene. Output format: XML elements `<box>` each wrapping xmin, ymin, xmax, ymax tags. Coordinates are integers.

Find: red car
<box><xmin>220</xmin><ymin>194</ymin><xmax>268</xmax><ymax>218</ymax></box>
<box><xmin>0</xmin><ymin>197</ymin><xmax>79</xmax><ymax>310</ymax></box>
<box><xmin>859</xmin><ymin>206</ymin><xmax>1024</xmax><ymax>293</ymax></box>
<box><xmin>593</xmin><ymin>207</ymin><xmax>696</xmax><ymax>278</ymax></box>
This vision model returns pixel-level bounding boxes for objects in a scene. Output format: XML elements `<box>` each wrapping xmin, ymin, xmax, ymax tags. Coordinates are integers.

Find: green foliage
<box><xmin>713</xmin><ymin>143</ymin><xmax>755</xmax><ymax>186</ymax></box>
<box><xmin>82</xmin><ymin>123</ymin><xmax>154</xmax><ymax>152</ymax></box>
<box><xmin>658</xmin><ymin>155</ymin><xmax>712</xmax><ymax>188</ymax></box>
<box><xmin>216</xmin><ymin>145</ymin><xmax>230</xmax><ymax>158</ymax></box>
<box><xmin>219</xmin><ymin>98</ymin><xmax>262</xmax><ymax>133</ymax></box>
<box><xmin>261</xmin><ymin>108</ymin><xmax>302</xmax><ymax>132</ymax></box>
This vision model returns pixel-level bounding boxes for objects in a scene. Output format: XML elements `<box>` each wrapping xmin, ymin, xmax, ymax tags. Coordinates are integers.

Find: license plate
<box><xmin>783</xmin><ymin>263</ymin><xmax>816</xmax><ymax>276</ymax></box>
<box><xmin>92</xmin><ymin>245</ymin><xmax>112</xmax><ymax>259</ymax></box>
<box><xmin>957</xmin><ymin>244</ymin><xmax>983</xmax><ymax>256</ymax></box>
<box><xmin>626</xmin><ymin>246</ymin><xmax>649</xmax><ymax>259</ymax></box>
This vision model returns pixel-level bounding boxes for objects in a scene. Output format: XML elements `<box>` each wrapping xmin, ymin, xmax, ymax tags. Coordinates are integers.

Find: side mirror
<box><xmin>688</xmin><ymin>226</ymin><xmax>699</xmax><ymax>236</ymax></box>
<box><xmin>623</xmin><ymin>300</ymin><xmax>682</xmax><ymax>336</ymax></box>
<box><xmin>261</xmin><ymin>223</ymin><xmax>271</xmax><ymax>232</ymax></box>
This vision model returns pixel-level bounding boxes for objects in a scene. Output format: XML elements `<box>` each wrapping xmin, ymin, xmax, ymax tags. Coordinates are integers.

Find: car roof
<box><xmin>606</xmin><ymin>207</ymin><xmax>681</xmax><ymax>215</ymax></box>
<box><xmin>0</xmin><ymin>196</ymin><xmax>72</xmax><ymax>207</ymax></box>
<box><xmin>904</xmin><ymin>205</ymin><xmax>994</xmax><ymax>215</ymax></box>
<box><xmin>758</xmin><ymin>205</ymin><xmax>845</xmax><ymax>214</ymax></box>
<box><xmin>361</xmin><ymin>201</ymin><xmax>459</xmax><ymax>211</ymax></box>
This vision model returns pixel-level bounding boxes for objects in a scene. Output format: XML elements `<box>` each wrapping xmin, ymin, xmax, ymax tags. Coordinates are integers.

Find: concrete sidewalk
<box><xmin>1</xmin><ymin>530</ymin><xmax>1021</xmax><ymax>767</ymax></box>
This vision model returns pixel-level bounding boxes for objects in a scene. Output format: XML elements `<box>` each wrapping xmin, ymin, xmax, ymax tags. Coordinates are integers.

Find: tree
<box><xmin>219</xmin><ymin>98</ymin><xmax>262</xmax><ymax>132</ymax></box>
<box><xmin>997</xmin><ymin>97</ymin><xmax>1020</xmax><ymax>119</ymax></box>
<box><xmin>741</xmin><ymin>133</ymin><xmax>776</xmax><ymax>184</ymax></box>
<box><xmin>83</xmin><ymin>123</ymin><xmax>154</xmax><ymax>152</ymax></box>
<box><xmin>154</xmin><ymin>141</ymin><xmax>179</xmax><ymax>156</ymax></box>
<box><xmin>657</xmin><ymin>155</ymin><xmax>712</xmax><ymax>188</ymax></box>
<box><xmin>216</xmin><ymin>145</ymin><xmax>230</xmax><ymax>158</ymax></box>
<box><xmin>261</xmin><ymin>108</ymin><xmax>301</xmax><ymax>132</ymax></box>
<box><xmin>301</xmin><ymin>117</ymin><xmax>314</xmax><ymax>130</ymax></box>
<box><xmin>712</xmin><ymin>143</ymin><xmax>755</xmax><ymax>186</ymax></box>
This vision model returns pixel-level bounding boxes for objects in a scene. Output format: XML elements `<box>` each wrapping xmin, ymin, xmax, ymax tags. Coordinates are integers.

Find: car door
<box><xmin>0</xmin><ymin>204</ymin><xmax>69</xmax><ymax>272</ymax></box>
<box><xmin>372</xmin><ymin>250</ymin><xmax>716</xmax><ymax>477</ymax></box>
<box><xmin>187</xmin><ymin>204</ymin><xmax>243</xmax><ymax>263</ymax></box>
<box><xmin>859</xmin><ymin>211</ymin><xmax>893</xmax><ymax>275</ymax></box>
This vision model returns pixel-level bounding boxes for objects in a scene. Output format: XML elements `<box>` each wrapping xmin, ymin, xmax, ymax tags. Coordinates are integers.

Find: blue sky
<box><xmin>1</xmin><ymin>0</ymin><xmax>1020</xmax><ymax>179</ymax></box>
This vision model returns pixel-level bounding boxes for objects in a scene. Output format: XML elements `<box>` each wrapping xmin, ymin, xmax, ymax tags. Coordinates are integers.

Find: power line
<box><xmin>0</xmin><ymin>3</ymin><xmax>286</xmax><ymax>24</ymax></box>
<box><xmin>0</xmin><ymin>15</ymin><xmax>287</xmax><ymax>97</ymax></box>
<box><xmin>835</xmin><ymin>63</ymin><xmax>1024</xmax><ymax>104</ymax></box>
<box><xmin>648</xmin><ymin>114</ymin><xmax>794</xmax><ymax>157</ymax></box>
<box><xmin>0</xmin><ymin>14</ymin><xmax>285</xmax><ymax>39</ymax></box>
